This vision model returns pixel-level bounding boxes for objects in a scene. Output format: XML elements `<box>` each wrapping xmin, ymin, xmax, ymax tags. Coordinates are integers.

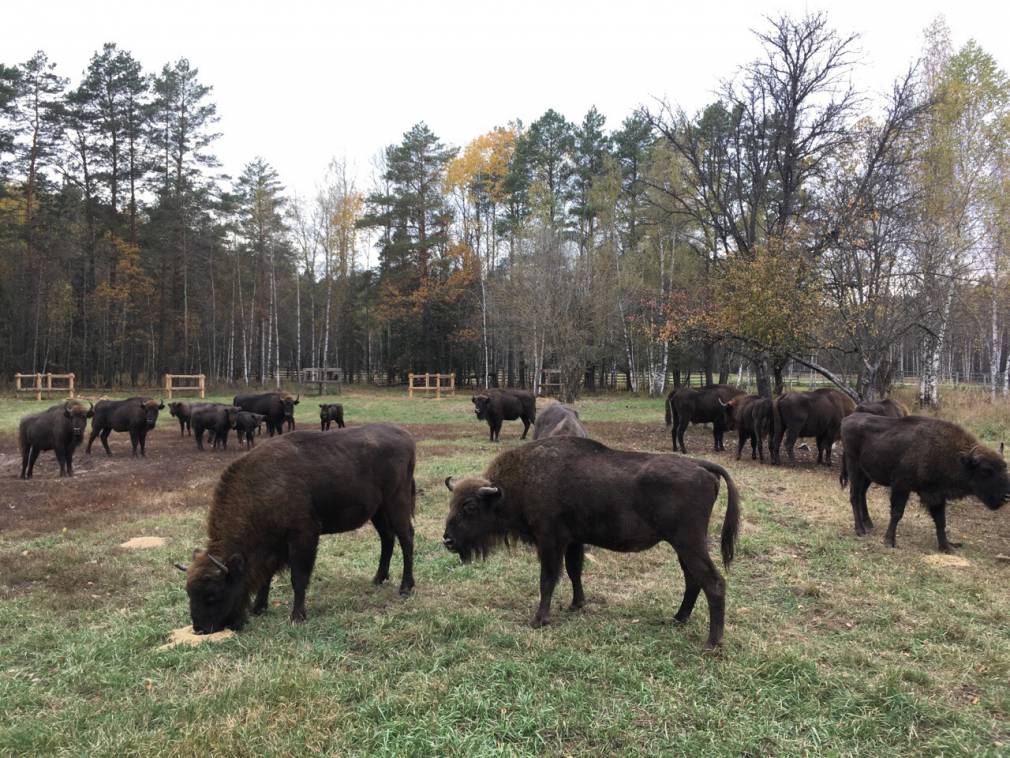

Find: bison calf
<box><xmin>235</xmin><ymin>411</ymin><xmax>266</xmax><ymax>449</ymax></box>
<box><xmin>443</xmin><ymin>436</ymin><xmax>740</xmax><ymax>649</ymax></box>
<box><xmin>841</xmin><ymin>413</ymin><xmax>1010</xmax><ymax>552</ymax></box>
<box><xmin>720</xmin><ymin>394</ymin><xmax>772</xmax><ymax>462</ymax></box>
<box><xmin>319</xmin><ymin>403</ymin><xmax>346</xmax><ymax>431</ymax></box>
<box><xmin>87</xmin><ymin>397</ymin><xmax>164</xmax><ymax>457</ymax></box>
<box><xmin>472</xmin><ymin>389</ymin><xmax>536</xmax><ymax>441</ymax></box>
<box><xmin>19</xmin><ymin>400</ymin><xmax>94</xmax><ymax>479</ymax></box>
<box><xmin>532</xmin><ymin>403</ymin><xmax>587</xmax><ymax>440</ymax></box>
<box><xmin>176</xmin><ymin>424</ymin><xmax>416</xmax><ymax>633</ymax></box>
<box><xmin>192</xmin><ymin>405</ymin><xmax>241</xmax><ymax>450</ymax></box>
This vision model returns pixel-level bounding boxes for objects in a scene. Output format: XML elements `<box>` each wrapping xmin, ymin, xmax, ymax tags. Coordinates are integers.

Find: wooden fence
<box><xmin>15</xmin><ymin>372</ymin><xmax>76</xmax><ymax>401</ymax></box>
<box><xmin>300</xmin><ymin>367</ymin><xmax>341</xmax><ymax>395</ymax></box>
<box><xmin>164</xmin><ymin>374</ymin><xmax>206</xmax><ymax>400</ymax></box>
<box><xmin>408</xmin><ymin>373</ymin><xmax>455</xmax><ymax>399</ymax></box>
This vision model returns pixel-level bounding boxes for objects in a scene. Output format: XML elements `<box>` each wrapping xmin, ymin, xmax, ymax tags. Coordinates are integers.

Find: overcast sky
<box><xmin>4</xmin><ymin>0</ymin><xmax>1009</xmax><ymax>201</ymax></box>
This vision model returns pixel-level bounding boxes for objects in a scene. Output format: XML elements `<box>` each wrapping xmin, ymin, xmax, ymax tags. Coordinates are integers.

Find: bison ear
<box><xmin>960</xmin><ymin>450</ymin><xmax>980</xmax><ymax>470</ymax></box>
<box><xmin>86</xmin><ymin>409</ymin><xmax>94</xmax><ymax>418</ymax></box>
<box><xmin>444</xmin><ymin>476</ymin><xmax>455</xmax><ymax>492</ymax></box>
<box><xmin>226</xmin><ymin>554</ymin><xmax>245</xmax><ymax>579</ymax></box>
<box><xmin>471</xmin><ymin>396</ymin><xmax>478</xmax><ymax>404</ymax></box>
<box><xmin>1001</xmin><ymin>442</ymin><xmax>1005</xmax><ymax>458</ymax></box>
<box><xmin>158</xmin><ymin>401</ymin><xmax>165</xmax><ymax>410</ymax></box>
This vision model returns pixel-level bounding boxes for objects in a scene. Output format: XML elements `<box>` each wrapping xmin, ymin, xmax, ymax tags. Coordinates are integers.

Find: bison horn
<box><xmin>478</xmin><ymin>486</ymin><xmax>500</xmax><ymax>497</ymax></box>
<box><xmin>1001</xmin><ymin>442</ymin><xmax>1006</xmax><ymax>458</ymax></box>
<box><xmin>718</xmin><ymin>398</ymin><xmax>728</xmax><ymax>407</ymax></box>
<box><xmin>174</xmin><ymin>562</ymin><xmax>188</xmax><ymax>573</ymax></box>
<box><xmin>445</xmin><ymin>476</ymin><xmax>455</xmax><ymax>491</ymax></box>
<box><xmin>206</xmin><ymin>552</ymin><xmax>229</xmax><ymax>574</ymax></box>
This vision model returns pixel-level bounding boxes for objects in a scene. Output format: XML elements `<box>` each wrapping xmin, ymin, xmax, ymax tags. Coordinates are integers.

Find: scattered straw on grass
<box><xmin>157</xmin><ymin>626</ymin><xmax>235</xmax><ymax>651</ymax></box>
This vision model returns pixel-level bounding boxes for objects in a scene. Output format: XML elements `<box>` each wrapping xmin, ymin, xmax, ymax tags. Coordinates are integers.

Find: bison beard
<box><xmin>177</xmin><ymin>424</ymin><xmax>416</xmax><ymax>634</ymax></box>
<box><xmin>442</xmin><ymin>437</ymin><xmax>740</xmax><ymax>649</ymax></box>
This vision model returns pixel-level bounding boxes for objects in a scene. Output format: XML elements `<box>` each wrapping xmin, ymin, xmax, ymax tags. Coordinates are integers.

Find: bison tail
<box><xmin>839</xmin><ymin>454</ymin><xmax>848</xmax><ymax>488</ymax></box>
<box><xmin>411</xmin><ymin>478</ymin><xmax>417</xmax><ymax>516</ymax></box>
<box><xmin>665</xmin><ymin>395</ymin><xmax>673</xmax><ymax>428</ymax></box>
<box><xmin>699</xmin><ymin>460</ymin><xmax>740</xmax><ymax>568</ymax></box>
<box><xmin>771</xmin><ymin>397</ymin><xmax>782</xmax><ymax>461</ymax></box>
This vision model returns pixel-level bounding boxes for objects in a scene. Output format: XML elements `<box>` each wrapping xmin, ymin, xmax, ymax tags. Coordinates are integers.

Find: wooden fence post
<box><xmin>199</xmin><ymin>374</ymin><xmax>206</xmax><ymax>399</ymax></box>
<box><xmin>408</xmin><ymin>373</ymin><xmax>414</xmax><ymax>399</ymax></box>
<box><xmin>35</xmin><ymin>373</ymin><xmax>42</xmax><ymax>402</ymax></box>
<box><xmin>165</xmin><ymin>373</ymin><xmax>173</xmax><ymax>400</ymax></box>
<box><xmin>68</xmin><ymin>373</ymin><xmax>75</xmax><ymax>399</ymax></box>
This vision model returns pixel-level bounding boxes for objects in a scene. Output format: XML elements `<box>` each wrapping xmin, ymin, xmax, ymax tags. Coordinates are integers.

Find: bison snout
<box><xmin>442</xmin><ymin>535</ymin><xmax>456</xmax><ymax>551</ymax></box>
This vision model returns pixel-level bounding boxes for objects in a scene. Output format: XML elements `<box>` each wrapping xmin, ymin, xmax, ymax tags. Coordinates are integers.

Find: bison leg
<box><xmin>883</xmin><ymin>489</ymin><xmax>910</xmax><ymax>548</ymax></box>
<box><xmin>65</xmin><ymin>450</ymin><xmax>74</xmax><ymax>477</ymax></box>
<box><xmin>139</xmin><ymin>429</ymin><xmax>148</xmax><ymax>457</ymax></box>
<box><xmin>26</xmin><ymin>446</ymin><xmax>41</xmax><ymax>478</ymax></box>
<box><xmin>672</xmin><ymin>555</ymin><xmax>702</xmax><ymax>624</ymax></box>
<box><xmin>675</xmin><ymin>545</ymin><xmax>726</xmax><ymax>649</ymax></box>
<box><xmin>251</xmin><ymin>578</ymin><xmax>272</xmax><ymax>615</ymax></box>
<box><xmin>55</xmin><ymin>448</ymin><xmax>67</xmax><ymax>477</ymax></box>
<box><xmin>925</xmin><ymin>498</ymin><xmax>961</xmax><ymax>553</ymax></box>
<box><xmin>735</xmin><ymin>431</ymin><xmax>747</xmax><ymax>461</ymax></box>
<box><xmin>99</xmin><ymin>428</ymin><xmax>113</xmax><ymax>456</ymax></box>
<box><xmin>129</xmin><ymin>429</ymin><xmax>140</xmax><ymax>457</ymax></box>
<box><xmin>565</xmin><ymin>543</ymin><xmax>586</xmax><ymax>610</ymax></box>
<box><xmin>784</xmin><ymin>428</ymin><xmax>799</xmax><ymax>464</ymax></box>
<box><xmin>370</xmin><ymin>512</ymin><xmax>395</xmax><ymax>585</ymax></box>
<box><xmin>288</xmin><ymin>531</ymin><xmax>319</xmax><ymax>623</ymax></box>
<box><xmin>321</xmin><ymin>420</ymin><xmax>328</xmax><ymax>432</ymax></box>
<box><xmin>849</xmin><ymin>470</ymin><xmax>872</xmax><ymax>535</ymax></box>
<box><xmin>85</xmin><ymin>426</ymin><xmax>100</xmax><ymax>454</ymax></box>
<box><xmin>521</xmin><ymin>416</ymin><xmax>531</xmax><ymax>440</ymax></box>
<box><xmin>676</xmin><ymin>421</ymin><xmax>689</xmax><ymax>454</ymax></box>
<box><xmin>531</xmin><ymin>543</ymin><xmax>564</xmax><ymax>628</ymax></box>
<box><xmin>391</xmin><ymin>512</ymin><xmax>415</xmax><ymax>597</ymax></box>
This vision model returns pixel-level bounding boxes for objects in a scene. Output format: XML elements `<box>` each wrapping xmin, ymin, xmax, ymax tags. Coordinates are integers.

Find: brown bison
<box><xmin>233</xmin><ymin>392</ymin><xmax>300</xmax><ymax>436</ymax></box>
<box><xmin>19</xmin><ymin>399</ymin><xmax>94</xmax><ymax>479</ymax></box>
<box><xmin>319</xmin><ymin>403</ymin><xmax>346</xmax><ymax>431</ymax></box>
<box><xmin>532</xmin><ymin>403</ymin><xmax>588</xmax><ymax>439</ymax></box>
<box><xmin>854</xmin><ymin>398</ymin><xmax>908</xmax><ymax>418</ymax></box>
<box><xmin>665</xmin><ymin>384</ymin><xmax>745</xmax><ymax>454</ymax></box>
<box><xmin>771</xmin><ymin>388</ymin><xmax>856</xmax><ymax>465</ymax></box>
<box><xmin>86</xmin><ymin>397</ymin><xmax>164</xmax><ymax>457</ymax></box>
<box><xmin>442</xmin><ymin>436</ymin><xmax>740</xmax><ymax>649</ymax></box>
<box><xmin>235</xmin><ymin>411</ymin><xmax>267</xmax><ymax>449</ymax></box>
<box><xmin>168</xmin><ymin>401</ymin><xmax>213</xmax><ymax>436</ymax></box>
<box><xmin>472</xmin><ymin>388</ymin><xmax>537</xmax><ymax>441</ymax></box>
<box><xmin>841</xmin><ymin>413</ymin><xmax>1010</xmax><ymax>553</ymax></box>
<box><xmin>192</xmin><ymin>405</ymin><xmax>241</xmax><ymax>450</ymax></box>
<box><xmin>720</xmin><ymin>394</ymin><xmax>772</xmax><ymax>462</ymax></box>
<box><xmin>176</xmin><ymin>424</ymin><xmax>416</xmax><ymax>633</ymax></box>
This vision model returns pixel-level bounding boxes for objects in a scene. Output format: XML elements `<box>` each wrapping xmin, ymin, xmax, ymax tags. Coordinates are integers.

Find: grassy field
<box><xmin>2</xmin><ymin>387</ymin><xmax>1010</xmax><ymax>755</ymax></box>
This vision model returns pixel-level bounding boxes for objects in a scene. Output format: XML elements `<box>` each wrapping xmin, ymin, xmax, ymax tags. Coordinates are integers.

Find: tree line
<box><xmin>1</xmin><ymin>13</ymin><xmax>1008</xmax><ymax>406</ymax></box>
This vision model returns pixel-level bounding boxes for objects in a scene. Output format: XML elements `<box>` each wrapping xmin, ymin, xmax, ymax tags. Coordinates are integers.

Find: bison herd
<box><xmin>14</xmin><ymin>382</ymin><xmax>1010</xmax><ymax>649</ymax></box>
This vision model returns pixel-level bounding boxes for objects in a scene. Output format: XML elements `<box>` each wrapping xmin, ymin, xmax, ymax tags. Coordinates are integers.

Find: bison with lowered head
<box><xmin>319</xmin><ymin>403</ymin><xmax>346</xmax><ymax>431</ymax></box>
<box><xmin>666</xmin><ymin>384</ymin><xmax>745</xmax><ymax>454</ymax></box>
<box><xmin>841</xmin><ymin>413</ymin><xmax>1010</xmax><ymax>553</ymax></box>
<box><xmin>19</xmin><ymin>399</ymin><xmax>94</xmax><ymax>479</ymax></box>
<box><xmin>720</xmin><ymin>394</ymin><xmax>772</xmax><ymax>462</ymax></box>
<box><xmin>86</xmin><ymin>397</ymin><xmax>164</xmax><ymax>457</ymax></box>
<box><xmin>233</xmin><ymin>391</ymin><xmax>300</xmax><ymax>436</ymax></box>
<box><xmin>532</xmin><ymin>403</ymin><xmax>587</xmax><ymax>440</ymax></box>
<box><xmin>442</xmin><ymin>436</ymin><xmax>740</xmax><ymax>648</ymax></box>
<box><xmin>192</xmin><ymin>404</ymin><xmax>241</xmax><ymax>450</ymax></box>
<box><xmin>771</xmin><ymin>387</ymin><xmax>855</xmax><ymax>465</ymax></box>
<box><xmin>472</xmin><ymin>388</ymin><xmax>536</xmax><ymax>441</ymax></box>
<box><xmin>176</xmin><ymin>423</ymin><xmax>416</xmax><ymax>633</ymax></box>
<box><xmin>854</xmin><ymin>398</ymin><xmax>908</xmax><ymax>418</ymax></box>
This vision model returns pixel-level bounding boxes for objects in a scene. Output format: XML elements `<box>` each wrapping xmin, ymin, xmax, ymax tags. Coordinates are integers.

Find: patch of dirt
<box><xmin>118</xmin><ymin>536</ymin><xmax>167</xmax><ymax>550</ymax></box>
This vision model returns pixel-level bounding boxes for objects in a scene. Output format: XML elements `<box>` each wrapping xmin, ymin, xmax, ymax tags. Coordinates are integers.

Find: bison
<box><xmin>175</xmin><ymin>424</ymin><xmax>416</xmax><ymax>633</ymax></box>
<box><xmin>168</xmin><ymin>401</ymin><xmax>213</xmax><ymax>436</ymax></box>
<box><xmin>771</xmin><ymin>388</ymin><xmax>856</xmax><ymax>465</ymax></box>
<box><xmin>472</xmin><ymin>388</ymin><xmax>537</xmax><ymax>441</ymax></box>
<box><xmin>19</xmin><ymin>399</ymin><xmax>94</xmax><ymax>479</ymax></box>
<box><xmin>319</xmin><ymin>403</ymin><xmax>346</xmax><ymax>431</ymax></box>
<box><xmin>233</xmin><ymin>392</ymin><xmax>300</xmax><ymax>436</ymax></box>
<box><xmin>720</xmin><ymin>394</ymin><xmax>772</xmax><ymax>462</ymax></box>
<box><xmin>532</xmin><ymin>403</ymin><xmax>588</xmax><ymax>440</ymax></box>
<box><xmin>841</xmin><ymin>413</ymin><xmax>1010</xmax><ymax>553</ymax></box>
<box><xmin>854</xmin><ymin>398</ymin><xmax>908</xmax><ymax>418</ymax></box>
<box><xmin>86</xmin><ymin>397</ymin><xmax>164</xmax><ymax>457</ymax></box>
<box><xmin>442</xmin><ymin>436</ymin><xmax>740</xmax><ymax>649</ymax></box>
<box><xmin>665</xmin><ymin>384</ymin><xmax>746</xmax><ymax>454</ymax></box>
<box><xmin>192</xmin><ymin>404</ymin><xmax>241</xmax><ymax>450</ymax></box>
<box><xmin>235</xmin><ymin>411</ymin><xmax>267</xmax><ymax>449</ymax></box>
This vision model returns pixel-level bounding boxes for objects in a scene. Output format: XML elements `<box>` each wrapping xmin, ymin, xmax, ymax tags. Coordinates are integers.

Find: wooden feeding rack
<box><xmin>539</xmin><ymin>368</ymin><xmax>561</xmax><ymax>397</ymax></box>
<box><xmin>164</xmin><ymin>373</ymin><xmax>206</xmax><ymax>400</ymax></box>
<box><xmin>408</xmin><ymin>372</ymin><xmax>455</xmax><ymax>399</ymax></box>
<box><xmin>300</xmin><ymin>367</ymin><xmax>342</xmax><ymax>396</ymax></box>
<box><xmin>15</xmin><ymin>372</ymin><xmax>76</xmax><ymax>401</ymax></box>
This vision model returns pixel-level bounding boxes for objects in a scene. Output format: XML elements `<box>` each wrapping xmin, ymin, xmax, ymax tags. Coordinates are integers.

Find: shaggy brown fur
<box><xmin>771</xmin><ymin>388</ymin><xmax>856</xmax><ymax>465</ymax></box>
<box><xmin>472</xmin><ymin>389</ymin><xmax>537</xmax><ymax>441</ymax></box>
<box><xmin>86</xmin><ymin>397</ymin><xmax>164</xmax><ymax>457</ymax></box>
<box><xmin>840</xmin><ymin>413</ymin><xmax>1010</xmax><ymax>552</ymax></box>
<box><xmin>532</xmin><ymin>403</ymin><xmax>587</xmax><ymax>439</ymax></box>
<box><xmin>443</xmin><ymin>436</ymin><xmax>740</xmax><ymax>649</ymax></box>
<box><xmin>179</xmin><ymin>424</ymin><xmax>416</xmax><ymax>633</ymax></box>
<box><xmin>720</xmin><ymin>394</ymin><xmax>772</xmax><ymax>462</ymax></box>
<box><xmin>20</xmin><ymin>399</ymin><xmax>94</xmax><ymax>478</ymax></box>
<box><xmin>665</xmin><ymin>384</ymin><xmax>745</xmax><ymax>454</ymax></box>
<box><xmin>191</xmin><ymin>405</ymin><xmax>241</xmax><ymax>451</ymax></box>
<box><xmin>319</xmin><ymin>403</ymin><xmax>346</xmax><ymax>431</ymax></box>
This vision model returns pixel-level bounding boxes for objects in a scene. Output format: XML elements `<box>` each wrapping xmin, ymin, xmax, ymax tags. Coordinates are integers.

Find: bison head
<box><xmin>718</xmin><ymin>397</ymin><xmax>739</xmax><ymax>430</ymax></box>
<box><xmin>168</xmin><ymin>401</ymin><xmax>185</xmax><ymax>419</ymax></box>
<box><xmin>472</xmin><ymin>395</ymin><xmax>491</xmax><ymax>421</ymax></box>
<box><xmin>176</xmin><ymin>549</ymin><xmax>247</xmax><ymax>634</ymax></box>
<box><xmin>142</xmin><ymin>399</ymin><xmax>163</xmax><ymax>430</ymax></box>
<box><xmin>64</xmin><ymin>401</ymin><xmax>92</xmax><ymax>438</ymax></box>
<box><xmin>960</xmin><ymin>446</ymin><xmax>1010</xmax><ymax>510</ymax></box>
<box><xmin>280</xmin><ymin>393</ymin><xmax>300</xmax><ymax>418</ymax></box>
<box><xmin>226</xmin><ymin>405</ymin><xmax>241</xmax><ymax>429</ymax></box>
<box><xmin>443</xmin><ymin>476</ymin><xmax>505</xmax><ymax>563</ymax></box>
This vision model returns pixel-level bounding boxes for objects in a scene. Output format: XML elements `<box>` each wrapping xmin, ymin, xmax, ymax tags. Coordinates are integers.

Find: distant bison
<box><xmin>472</xmin><ymin>389</ymin><xmax>536</xmax><ymax>441</ymax></box>
<box><xmin>86</xmin><ymin>397</ymin><xmax>164</xmax><ymax>457</ymax></box>
<box><xmin>442</xmin><ymin>436</ymin><xmax>740</xmax><ymax>649</ymax></box>
<box><xmin>771</xmin><ymin>388</ymin><xmax>856</xmax><ymax>465</ymax></box>
<box><xmin>854</xmin><ymin>398</ymin><xmax>908</xmax><ymax>418</ymax></box>
<box><xmin>168</xmin><ymin>401</ymin><xmax>212</xmax><ymax>436</ymax></box>
<box><xmin>841</xmin><ymin>413</ymin><xmax>1010</xmax><ymax>553</ymax></box>
<box><xmin>721</xmin><ymin>394</ymin><xmax>772</xmax><ymax>462</ymax></box>
<box><xmin>176</xmin><ymin>424</ymin><xmax>416</xmax><ymax>633</ymax></box>
<box><xmin>233</xmin><ymin>392</ymin><xmax>300</xmax><ymax>436</ymax></box>
<box><xmin>665</xmin><ymin>384</ymin><xmax>745</xmax><ymax>454</ymax></box>
<box><xmin>192</xmin><ymin>404</ymin><xmax>241</xmax><ymax>450</ymax></box>
<box><xmin>235</xmin><ymin>411</ymin><xmax>267</xmax><ymax>449</ymax></box>
<box><xmin>319</xmin><ymin>403</ymin><xmax>346</xmax><ymax>431</ymax></box>
<box><xmin>19</xmin><ymin>399</ymin><xmax>94</xmax><ymax>479</ymax></box>
<box><xmin>532</xmin><ymin>403</ymin><xmax>587</xmax><ymax>440</ymax></box>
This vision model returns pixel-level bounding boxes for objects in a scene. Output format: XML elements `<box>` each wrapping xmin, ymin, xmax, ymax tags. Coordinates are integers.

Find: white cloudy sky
<box><xmin>3</xmin><ymin>0</ymin><xmax>1009</xmax><ymax>200</ymax></box>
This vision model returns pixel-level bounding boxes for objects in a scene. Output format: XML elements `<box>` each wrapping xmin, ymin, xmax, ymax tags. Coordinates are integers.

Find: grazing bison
<box><xmin>192</xmin><ymin>405</ymin><xmax>241</xmax><ymax>450</ymax></box>
<box><xmin>771</xmin><ymin>388</ymin><xmax>856</xmax><ymax>465</ymax></box>
<box><xmin>19</xmin><ymin>399</ymin><xmax>94</xmax><ymax>479</ymax></box>
<box><xmin>472</xmin><ymin>389</ymin><xmax>537</xmax><ymax>441</ymax></box>
<box><xmin>233</xmin><ymin>392</ymin><xmax>300</xmax><ymax>436</ymax></box>
<box><xmin>532</xmin><ymin>403</ymin><xmax>588</xmax><ymax>440</ymax></box>
<box><xmin>86</xmin><ymin>397</ymin><xmax>164</xmax><ymax>457</ymax></box>
<box><xmin>665</xmin><ymin>384</ymin><xmax>745</xmax><ymax>454</ymax></box>
<box><xmin>442</xmin><ymin>436</ymin><xmax>740</xmax><ymax>649</ymax></box>
<box><xmin>319</xmin><ymin>403</ymin><xmax>346</xmax><ymax>431</ymax></box>
<box><xmin>720</xmin><ymin>394</ymin><xmax>772</xmax><ymax>462</ymax></box>
<box><xmin>854</xmin><ymin>398</ymin><xmax>908</xmax><ymax>418</ymax></box>
<box><xmin>175</xmin><ymin>424</ymin><xmax>416</xmax><ymax>633</ymax></box>
<box><xmin>235</xmin><ymin>412</ymin><xmax>267</xmax><ymax>449</ymax></box>
<box><xmin>841</xmin><ymin>414</ymin><xmax>1010</xmax><ymax>553</ymax></box>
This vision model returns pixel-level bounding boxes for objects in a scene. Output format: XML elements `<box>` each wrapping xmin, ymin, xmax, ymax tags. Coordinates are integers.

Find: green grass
<box><xmin>2</xmin><ymin>387</ymin><xmax>1010</xmax><ymax>755</ymax></box>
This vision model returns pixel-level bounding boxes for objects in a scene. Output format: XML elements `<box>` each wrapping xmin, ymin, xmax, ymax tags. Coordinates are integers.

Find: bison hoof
<box><xmin>399</xmin><ymin>585</ymin><xmax>414</xmax><ymax>597</ymax></box>
<box><xmin>939</xmin><ymin>542</ymin><xmax>961</xmax><ymax>554</ymax></box>
<box><xmin>672</xmin><ymin>615</ymin><xmax>690</xmax><ymax>626</ymax></box>
<box><xmin>290</xmin><ymin>608</ymin><xmax>307</xmax><ymax>624</ymax></box>
<box><xmin>530</xmin><ymin>616</ymin><xmax>549</xmax><ymax>629</ymax></box>
<box><xmin>567</xmin><ymin>600</ymin><xmax>585</xmax><ymax>612</ymax></box>
<box><xmin>703</xmin><ymin>640</ymin><xmax>723</xmax><ymax>652</ymax></box>
<box><xmin>251</xmin><ymin>605</ymin><xmax>267</xmax><ymax>616</ymax></box>
<box><xmin>372</xmin><ymin>573</ymin><xmax>389</xmax><ymax>585</ymax></box>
